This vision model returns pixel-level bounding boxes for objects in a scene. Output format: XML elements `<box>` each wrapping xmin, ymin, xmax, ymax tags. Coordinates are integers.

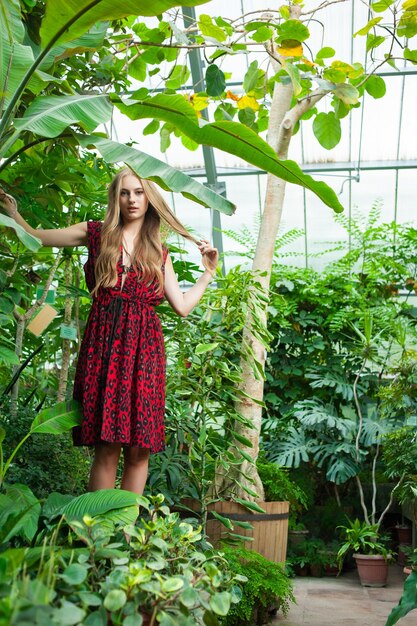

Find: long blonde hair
<box><xmin>93</xmin><ymin>168</ymin><xmax>199</xmax><ymax>295</ymax></box>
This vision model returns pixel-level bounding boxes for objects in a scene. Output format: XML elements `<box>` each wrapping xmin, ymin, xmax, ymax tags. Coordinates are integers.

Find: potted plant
<box><xmin>320</xmin><ymin>540</ymin><xmax>340</xmax><ymax>576</ymax></box>
<box><xmin>337</xmin><ymin>518</ymin><xmax>392</xmax><ymax>587</ymax></box>
<box><xmin>400</xmin><ymin>546</ymin><xmax>417</xmax><ymax>577</ymax></box>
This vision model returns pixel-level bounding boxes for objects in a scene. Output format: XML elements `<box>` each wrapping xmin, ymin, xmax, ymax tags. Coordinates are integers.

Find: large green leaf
<box><xmin>14</xmin><ymin>93</ymin><xmax>112</xmax><ymax>138</ymax></box>
<box><xmin>76</xmin><ymin>134</ymin><xmax>236</xmax><ymax>215</ymax></box>
<box><xmin>0</xmin><ymin>487</ymin><xmax>40</xmax><ymax>545</ymax></box>
<box><xmin>0</xmin><ymin>0</ymin><xmax>24</xmax><ymax>44</ymax></box>
<box><xmin>39</xmin><ymin>23</ymin><xmax>109</xmax><ymax>71</ymax></box>
<box><xmin>0</xmin><ymin>37</ymin><xmax>60</xmax><ymax>110</ymax></box>
<box><xmin>0</xmin><ymin>214</ymin><xmax>42</xmax><ymax>251</ymax></box>
<box><xmin>114</xmin><ymin>94</ymin><xmax>344</xmax><ymax>213</ymax></box>
<box><xmin>4</xmin><ymin>484</ymin><xmax>41</xmax><ymax>542</ymax></box>
<box><xmin>40</xmin><ymin>0</ymin><xmax>211</xmax><ymax>48</ymax></box>
<box><xmin>385</xmin><ymin>570</ymin><xmax>417</xmax><ymax>626</ymax></box>
<box><xmin>30</xmin><ymin>399</ymin><xmax>82</xmax><ymax>435</ymax></box>
<box><xmin>61</xmin><ymin>489</ymin><xmax>141</xmax><ymax>520</ymax></box>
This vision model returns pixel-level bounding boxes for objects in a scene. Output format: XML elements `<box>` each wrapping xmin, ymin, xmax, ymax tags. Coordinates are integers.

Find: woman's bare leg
<box><xmin>88</xmin><ymin>443</ymin><xmax>122</xmax><ymax>491</ymax></box>
<box><xmin>121</xmin><ymin>447</ymin><xmax>150</xmax><ymax>494</ymax></box>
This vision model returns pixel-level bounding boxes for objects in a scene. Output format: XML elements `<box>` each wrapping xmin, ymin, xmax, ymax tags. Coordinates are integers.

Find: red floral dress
<box><xmin>72</xmin><ymin>221</ymin><xmax>167</xmax><ymax>453</ymax></box>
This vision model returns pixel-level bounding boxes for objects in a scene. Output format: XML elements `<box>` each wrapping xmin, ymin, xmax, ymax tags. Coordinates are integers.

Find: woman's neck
<box><xmin>122</xmin><ymin>220</ymin><xmax>143</xmax><ymax>240</ymax></box>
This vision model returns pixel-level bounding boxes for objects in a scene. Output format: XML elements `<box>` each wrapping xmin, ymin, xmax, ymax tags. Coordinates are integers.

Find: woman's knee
<box><xmin>123</xmin><ymin>447</ymin><xmax>150</xmax><ymax>468</ymax></box>
<box><xmin>93</xmin><ymin>443</ymin><xmax>122</xmax><ymax>467</ymax></box>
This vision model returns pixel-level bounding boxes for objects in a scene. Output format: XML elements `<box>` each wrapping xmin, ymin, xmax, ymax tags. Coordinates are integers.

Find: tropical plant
<box><xmin>337</xmin><ymin>518</ymin><xmax>390</xmax><ymax>566</ymax></box>
<box><xmin>382</xmin><ymin>427</ymin><xmax>417</xmax><ymax>524</ymax></box>
<box><xmin>261</xmin><ymin>216</ymin><xmax>417</xmax><ymax>531</ymax></box>
<box><xmin>0</xmin><ymin>399</ymin><xmax>82</xmax><ymax>487</ymax></box>
<box><xmin>0</xmin><ymin>1</ymin><xmax>339</xmax><ymax>209</ymax></box>
<box><xmin>0</xmin><ymin>491</ymin><xmax>242</xmax><ymax>626</ymax></box>
<box><xmin>256</xmin><ymin>460</ymin><xmax>308</xmax><ymax>527</ymax></box>
<box><xmin>385</xmin><ymin>570</ymin><xmax>417</xmax><ymax>626</ymax></box>
<box><xmin>1</xmin><ymin>403</ymin><xmax>90</xmax><ymax>497</ymax></box>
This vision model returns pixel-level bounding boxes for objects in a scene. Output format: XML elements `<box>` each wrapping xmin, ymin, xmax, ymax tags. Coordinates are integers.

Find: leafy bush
<box><xmin>256</xmin><ymin>461</ymin><xmax>308</xmax><ymax>528</ymax></box>
<box><xmin>0</xmin><ymin>492</ymin><xmax>242</xmax><ymax>625</ymax></box>
<box><xmin>220</xmin><ymin>545</ymin><xmax>294</xmax><ymax>625</ymax></box>
<box><xmin>1</xmin><ymin>403</ymin><xmax>90</xmax><ymax>497</ymax></box>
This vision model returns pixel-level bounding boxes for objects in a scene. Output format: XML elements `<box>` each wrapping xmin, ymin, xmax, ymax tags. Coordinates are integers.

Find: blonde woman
<box><xmin>0</xmin><ymin>169</ymin><xmax>218</xmax><ymax>494</ymax></box>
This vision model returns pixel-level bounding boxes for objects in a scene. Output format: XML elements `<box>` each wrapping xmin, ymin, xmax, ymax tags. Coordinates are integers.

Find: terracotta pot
<box><xmin>294</xmin><ymin>564</ymin><xmax>309</xmax><ymax>576</ymax></box>
<box><xmin>396</xmin><ymin>526</ymin><xmax>412</xmax><ymax>545</ymax></box>
<box><xmin>353</xmin><ymin>554</ymin><xmax>391</xmax><ymax>587</ymax></box>
<box><xmin>310</xmin><ymin>564</ymin><xmax>323</xmax><ymax>577</ymax></box>
<box><xmin>324</xmin><ymin>564</ymin><xmax>339</xmax><ymax>577</ymax></box>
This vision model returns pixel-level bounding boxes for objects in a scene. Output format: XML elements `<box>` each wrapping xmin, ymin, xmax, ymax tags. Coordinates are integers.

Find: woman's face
<box><xmin>119</xmin><ymin>174</ymin><xmax>149</xmax><ymax>225</ymax></box>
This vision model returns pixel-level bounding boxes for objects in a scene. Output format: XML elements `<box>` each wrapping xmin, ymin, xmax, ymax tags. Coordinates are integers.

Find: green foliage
<box><xmin>337</xmin><ymin>519</ymin><xmax>389</xmax><ymax>565</ymax></box>
<box><xmin>262</xmin><ymin>214</ymin><xmax>417</xmax><ymax>524</ymax></box>
<box><xmin>382</xmin><ymin>427</ymin><xmax>417</xmax><ymax>512</ymax></box>
<box><xmin>385</xmin><ymin>570</ymin><xmax>417</xmax><ymax>626</ymax></box>
<box><xmin>149</xmin><ymin>262</ymin><xmax>270</xmax><ymax>521</ymax></box>
<box><xmin>1</xmin><ymin>404</ymin><xmax>89</xmax><ymax>498</ymax></box>
<box><xmin>0</xmin><ymin>399</ymin><xmax>82</xmax><ymax>487</ymax></box>
<box><xmin>0</xmin><ymin>493</ymin><xmax>241</xmax><ymax>625</ymax></box>
<box><xmin>0</xmin><ymin>0</ymin><xmax>238</xmax><ymax>217</ymax></box>
<box><xmin>220</xmin><ymin>545</ymin><xmax>295</xmax><ymax>625</ymax></box>
<box><xmin>115</xmin><ymin>94</ymin><xmax>344</xmax><ymax>213</ymax></box>
<box><xmin>312</xmin><ymin>112</ymin><xmax>341</xmax><ymax>149</ymax></box>
<box><xmin>256</xmin><ymin>461</ymin><xmax>308</xmax><ymax>515</ymax></box>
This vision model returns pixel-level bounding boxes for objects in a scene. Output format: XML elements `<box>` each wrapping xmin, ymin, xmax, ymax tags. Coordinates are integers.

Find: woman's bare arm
<box><xmin>0</xmin><ymin>189</ymin><xmax>88</xmax><ymax>247</ymax></box>
<box><xmin>164</xmin><ymin>242</ymin><xmax>218</xmax><ymax>317</ymax></box>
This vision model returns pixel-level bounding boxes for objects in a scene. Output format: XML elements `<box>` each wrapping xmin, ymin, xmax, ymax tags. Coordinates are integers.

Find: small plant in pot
<box><xmin>337</xmin><ymin>518</ymin><xmax>392</xmax><ymax>587</ymax></box>
<box><xmin>320</xmin><ymin>540</ymin><xmax>340</xmax><ymax>576</ymax></box>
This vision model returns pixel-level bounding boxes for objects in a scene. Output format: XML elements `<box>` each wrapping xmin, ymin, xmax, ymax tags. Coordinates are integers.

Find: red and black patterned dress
<box><xmin>72</xmin><ymin>221</ymin><xmax>167</xmax><ymax>453</ymax></box>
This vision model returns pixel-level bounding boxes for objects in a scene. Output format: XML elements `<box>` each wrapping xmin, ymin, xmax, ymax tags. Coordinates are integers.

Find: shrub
<box><xmin>1</xmin><ymin>403</ymin><xmax>90</xmax><ymax>497</ymax></box>
<box><xmin>220</xmin><ymin>545</ymin><xmax>294</xmax><ymax>625</ymax></box>
<box><xmin>0</xmin><ymin>492</ymin><xmax>242</xmax><ymax>625</ymax></box>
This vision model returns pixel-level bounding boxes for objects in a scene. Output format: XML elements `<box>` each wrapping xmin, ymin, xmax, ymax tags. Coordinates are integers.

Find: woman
<box><xmin>0</xmin><ymin>168</ymin><xmax>218</xmax><ymax>494</ymax></box>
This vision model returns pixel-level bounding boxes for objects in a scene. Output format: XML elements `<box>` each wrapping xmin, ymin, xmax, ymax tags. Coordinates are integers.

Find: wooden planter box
<box><xmin>182</xmin><ymin>499</ymin><xmax>289</xmax><ymax>563</ymax></box>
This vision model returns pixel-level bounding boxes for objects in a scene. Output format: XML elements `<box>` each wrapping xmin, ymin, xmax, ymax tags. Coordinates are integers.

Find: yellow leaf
<box><xmin>189</xmin><ymin>94</ymin><xmax>209</xmax><ymax>111</ymax></box>
<box><xmin>301</xmin><ymin>57</ymin><xmax>315</xmax><ymax>67</ymax></box>
<box><xmin>237</xmin><ymin>95</ymin><xmax>260</xmax><ymax>111</ymax></box>
<box><xmin>277</xmin><ymin>39</ymin><xmax>303</xmax><ymax>57</ymax></box>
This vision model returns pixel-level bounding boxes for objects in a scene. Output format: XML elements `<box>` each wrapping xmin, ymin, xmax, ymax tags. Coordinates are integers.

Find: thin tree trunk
<box><xmin>10</xmin><ymin>251</ymin><xmax>62</xmax><ymax>415</ymax></box>
<box><xmin>57</xmin><ymin>256</ymin><xmax>73</xmax><ymax>401</ymax></box>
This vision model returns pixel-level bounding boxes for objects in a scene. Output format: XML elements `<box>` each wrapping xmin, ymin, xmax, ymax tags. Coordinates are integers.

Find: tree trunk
<box><xmin>57</xmin><ymin>255</ymin><xmax>73</xmax><ymax>401</ymax></box>
<box><xmin>212</xmin><ymin>75</ymin><xmax>294</xmax><ymax>499</ymax></box>
<box><xmin>212</xmin><ymin>11</ymin><xmax>329</xmax><ymax>500</ymax></box>
<box><xmin>10</xmin><ymin>251</ymin><xmax>62</xmax><ymax>415</ymax></box>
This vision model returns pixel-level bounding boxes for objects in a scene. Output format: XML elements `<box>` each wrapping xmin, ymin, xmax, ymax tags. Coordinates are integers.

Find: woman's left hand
<box><xmin>198</xmin><ymin>240</ymin><xmax>219</xmax><ymax>276</ymax></box>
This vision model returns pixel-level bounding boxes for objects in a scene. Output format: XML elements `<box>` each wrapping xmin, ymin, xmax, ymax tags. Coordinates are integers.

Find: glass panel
<box><xmin>396</xmin><ymin>170</ymin><xmax>417</xmax><ymax>225</ymax></box>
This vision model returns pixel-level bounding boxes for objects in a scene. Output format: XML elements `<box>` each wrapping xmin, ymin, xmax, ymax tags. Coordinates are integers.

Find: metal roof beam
<box><xmin>182</xmin><ymin>6</ymin><xmax>225</xmax><ymax>274</ymax></box>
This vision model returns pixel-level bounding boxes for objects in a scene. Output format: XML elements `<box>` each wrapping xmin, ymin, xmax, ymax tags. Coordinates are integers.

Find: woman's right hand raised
<box><xmin>0</xmin><ymin>189</ymin><xmax>18</xmax><ymax>218</ymax></box>
<box><xmin>0</xmin><ymin>187</ymin><xmax>88</xmax><ymax>248</ymax></box>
